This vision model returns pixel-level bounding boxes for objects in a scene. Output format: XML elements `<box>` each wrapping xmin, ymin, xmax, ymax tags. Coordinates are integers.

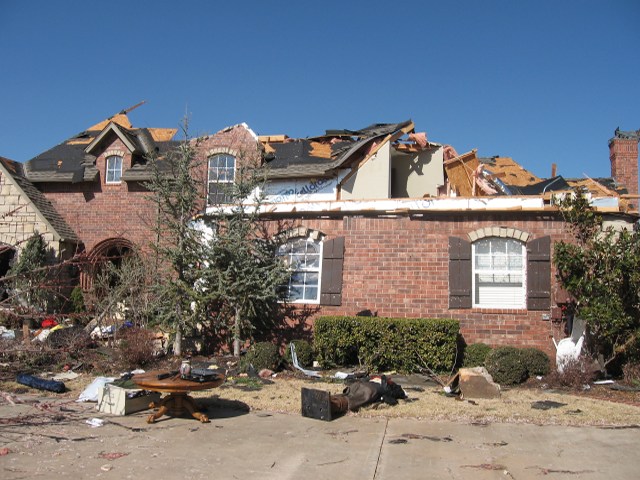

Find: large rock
<box><xmin>458</xmin><ymin>367</ymin><xmax>501</xmax><ymax>399</ymax></box>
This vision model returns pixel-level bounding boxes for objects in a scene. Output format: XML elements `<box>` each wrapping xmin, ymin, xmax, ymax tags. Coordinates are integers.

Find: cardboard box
<box><xmin>97</xmin><ymin>384</ymin><xmax>161</xmax><ymax>416</ymax></box>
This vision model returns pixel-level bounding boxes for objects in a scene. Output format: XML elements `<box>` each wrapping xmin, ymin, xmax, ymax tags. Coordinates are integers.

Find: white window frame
<box><xmin>472</xmin><ymin>237</ymin><xmax>526</xmax><ymax>309</ymax></box>
<box><xmin>208</xmin><ymin>153</ymin><xmax>236</xmax><ymax>205</ymax></box>
<box><xmin>105</xmin><ymin>155</ymin><xmax>123</xmax><ymax>184</ymax></box>
<box><xmin>277</xmin><ymin>236</ymin><xmax>323</xmax><ymax>304</ymax></box>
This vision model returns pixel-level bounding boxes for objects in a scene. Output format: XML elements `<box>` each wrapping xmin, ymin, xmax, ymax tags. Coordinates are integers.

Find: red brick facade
<box><xmin>273</xmin><ymin>212</ymin><xmax>573</xmax><ymax>356</ymax></box>
<box><xmin>38</xmin><ymin>137</ymin><xmax>157</xmax><ymax>253</ymax></box>
<box><xmin>610</xmin><ymin>137</ymin><xmax>639</xmax><ymax>196</ymax></box>
<box><xmin>38</xmin><ymin>125</ymin><xmax>260</xmax><ymax>255</ymax></box>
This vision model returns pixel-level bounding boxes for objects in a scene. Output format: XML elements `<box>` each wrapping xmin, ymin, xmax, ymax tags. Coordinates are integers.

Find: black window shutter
<box><xmin>527</xmin><ymin>235</ymin><xmax>551</xmax><ymax>310</ymax></box>
<box><xmin>320</xmin><ymin>237</ymin><xmax>344</xmax><ymax>306</ymax></box>
<box><xmin>449</xmin><ymin>237</ymin><xmax>472</xmax><ymax>308</ymax></box>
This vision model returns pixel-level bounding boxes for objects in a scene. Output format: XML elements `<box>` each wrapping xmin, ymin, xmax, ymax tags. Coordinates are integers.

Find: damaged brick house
<box><xmin>202</xmin><ymin>123</ymin><xmax>640</xmax><ymax>356</ymax></box>
<box><xmin>2</xmin><ymin>105</ymin><xmax>638</xmax><ymax>356</ymax></box>
<box><xmin>12</xmin><ymin>107</ymin><xmax>259</xmax><ymax>294</ymax></box>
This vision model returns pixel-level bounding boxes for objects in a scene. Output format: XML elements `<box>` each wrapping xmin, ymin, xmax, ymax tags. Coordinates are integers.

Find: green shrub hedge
<box><xmin>485</xmin><ymin>346</ymin><xmax>528</xmax><ymax>385</ymax></box>
<box><xmin>240</xmin><ymin>341</ymin><xmax>282</xmax><ymax>372</ymax></box>
<box><xmin>521</xmin><ymin>347</ymin><xmax>551</xmax><ymax>376</ymax></box>
<box><xmin>463</xmin><ymin>343</ymin><xmax>492</xmax><ymax>368</ymax></box>
<box><xmin>314</xmin><ymin>316</ymin><xmax>459</xmax><ymax>373</ymax></box>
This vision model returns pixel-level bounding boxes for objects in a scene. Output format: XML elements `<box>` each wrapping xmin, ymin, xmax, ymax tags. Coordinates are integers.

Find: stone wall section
<box><xmin>0</xmin><ymin>171</ymin><xmax>61</xmax><ymax>254</ymax></box>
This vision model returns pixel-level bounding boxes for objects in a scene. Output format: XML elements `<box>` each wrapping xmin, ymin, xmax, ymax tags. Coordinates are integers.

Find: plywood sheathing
<box><xmin>66</xmin><ymin>137</ymin><xmax>94</xmax><ymax>145</ymax></box>
<box><xmin>87</xmin><ymin>113</ymin><xmax>132</xmax><ymax>131</ymax></box>
<box><xmin>443</xmin><ymin>149</ymin><xmax>479</xmax><ymax>196</ymax></box>
<box><xmin>480</xmin><ymin>157</ymin><xmax>540</xmax><ymax>187</ymax></box>
<box><xmin>258</xmin><ymin>135</ymin><xmax>289</xmax><ymax>143</ymax></box>
<box><xmin>259</xmin><ymin>135</ymin><xmax>291</xmax><ymax>155</ymax></box>
<box><xmin>148</xmin><ymin>128</ymin><xmax>178</xmax><ymax>142</ymax></box>
<box><xmin>308</xmin><ymin>141</ymin><xmax>333</xmax><ymax>159</ymax></box>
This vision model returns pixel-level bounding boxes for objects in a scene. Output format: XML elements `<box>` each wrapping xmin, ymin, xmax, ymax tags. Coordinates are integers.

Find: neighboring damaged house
<box><xmin>206</xmin><ymin>122</ymin><xmax>640</xmax><ymax>355</ymax></box>
<box><xmin>0</xmin><ymin>156</ymin><xmax>80</xmax><ymax>280</ymax></box>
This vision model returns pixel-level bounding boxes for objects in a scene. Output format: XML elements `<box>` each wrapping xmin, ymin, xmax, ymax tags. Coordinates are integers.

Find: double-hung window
<box><xmin>472</xmin><ymin>237</ymin><xmax>526</xmax><ymax>308</ymax></box>
<box><xmin>106</xmin><ymin>155</ymin><xmax>123</xmax><ymax>184</ymax></box>
<box><xmin>277</xmin><ymin>237</ymin><xmax>322</xmax><ymax>303</ymax></box>
<box><xmin>208</xmin><ymin>154</ymin><xmax>235</xmax><ymax>205</ymax></box>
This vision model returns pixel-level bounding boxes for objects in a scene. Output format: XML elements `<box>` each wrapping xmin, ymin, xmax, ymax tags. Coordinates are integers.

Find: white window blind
<box><xmin>472</xmin><ymin>237</ymin><xmax>526</xmax><ymax>308</ymax></box>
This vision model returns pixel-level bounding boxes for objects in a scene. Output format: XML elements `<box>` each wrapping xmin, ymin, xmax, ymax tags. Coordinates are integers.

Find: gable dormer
<box><xmin>84</xmin><ymin>122</ymin><xmax>136</xmax><ymax>186</ymax></box>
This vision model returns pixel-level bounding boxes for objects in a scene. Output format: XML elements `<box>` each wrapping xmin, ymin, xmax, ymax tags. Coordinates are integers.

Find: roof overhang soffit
<box><xmin>337</xmin><ymin>121</ymin><xmax>415</xmax><ymax>189</ymax></box>
<box><xmin>84</xmin><ymin>122</ymin><xmax>137</xmax><ymax>155</ymax></box>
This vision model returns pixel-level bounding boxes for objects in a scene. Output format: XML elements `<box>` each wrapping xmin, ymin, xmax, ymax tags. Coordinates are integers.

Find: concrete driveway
<box><xmin>1</xmin><ymin>398</ymin><xmax>638</xmax><ymax>479</ymax></box>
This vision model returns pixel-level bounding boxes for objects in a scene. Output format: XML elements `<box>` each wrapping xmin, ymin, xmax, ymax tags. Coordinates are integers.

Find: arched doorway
<box><xmin>80</xmin><ymin>238</ymin><xmax>135</xmax><ymax>292</ymax></box>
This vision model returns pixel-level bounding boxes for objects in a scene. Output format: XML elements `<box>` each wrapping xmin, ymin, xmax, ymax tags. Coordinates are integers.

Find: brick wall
<box><xmin>37</xmin><ymin>125</ymin><xmax>261</xmax><ymax>254</ymax></box>
<box><xmin>275</xmin><ymin>211</ymin><xmax>573</xmax><ymax>355</ymax></box>
<box><xmin>610</xmin><ymin>137</ymin><xmax>639</xmax><ymax>196</ymax></box>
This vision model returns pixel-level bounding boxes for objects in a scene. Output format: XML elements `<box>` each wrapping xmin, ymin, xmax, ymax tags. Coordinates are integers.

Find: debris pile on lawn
<box><xmin>302</xmin><ymin>374</ymin><xmax>408</xmax><ymax>421</ymax></box>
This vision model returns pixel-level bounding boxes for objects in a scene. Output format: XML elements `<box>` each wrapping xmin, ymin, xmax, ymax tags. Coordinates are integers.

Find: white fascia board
<box><xmin>206</xmin><ymin>196</ymin><xmax>547</xmax><ymax>216</ymax></box>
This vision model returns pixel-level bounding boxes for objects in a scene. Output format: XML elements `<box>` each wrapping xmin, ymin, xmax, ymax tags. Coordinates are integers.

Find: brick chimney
<box><xmin>609</xmin><ymin>129</ymin><xmax>639</xmax><ymax>196</ymax></box>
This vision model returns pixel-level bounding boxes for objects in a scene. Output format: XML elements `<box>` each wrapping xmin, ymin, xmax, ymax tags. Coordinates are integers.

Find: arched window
<box><xmin>106</xmin><ymin>155</ymin><xmax>123</xmax><ymax>184</ymax></box>
<box><xmin>208</xmin><ymin>153</ymin><xmax>236</xmax><ymax>205</ymax></box>
<box><xmin>277</xmin><ymin>236</ymin><xmax>323</xmax><ymax>303</ymax></box>
<box><xmin>472</xmin><ymin>237</ymin><xmax>526</xmax><ymax>308</ymax></box>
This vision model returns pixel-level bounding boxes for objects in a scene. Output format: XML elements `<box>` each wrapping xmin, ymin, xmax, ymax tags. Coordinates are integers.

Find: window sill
<box><xmin>470</xmin><ymin>307</ymin><xmax>529</xmax><ymax>315</ymax></box>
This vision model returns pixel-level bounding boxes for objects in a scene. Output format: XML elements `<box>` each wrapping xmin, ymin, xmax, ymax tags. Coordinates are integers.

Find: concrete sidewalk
<box><xmin>1</xmin><ymin>399</ymin><xmax>638</xmax><ymax>479</ymax></box>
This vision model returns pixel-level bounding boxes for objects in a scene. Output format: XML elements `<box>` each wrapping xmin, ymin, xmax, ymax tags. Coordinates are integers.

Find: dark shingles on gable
<box><xmin>0</xmin><ymin>157</ymin><xmax>79</xmax><ymax>243</ymax></box>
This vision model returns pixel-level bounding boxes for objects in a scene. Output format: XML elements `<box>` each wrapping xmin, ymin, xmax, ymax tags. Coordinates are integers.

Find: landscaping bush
<box><xmin>485</xmin><ymin>346</ymin><xmax>528</xmax><ymax>385</ymax></box>
<box><xmin>69</xmin><ymin>286</ymin><xmax>86</xmax><ymax>313</ymax></box>
<box><xmin>116</xmin><ymin>327</ymin><xmax>156</xmax><ymax>370</ymax></box>
<box><xmin>47</xmin><ymin>326</ymin><xmax>92</xmax><ymax>351</ymax></box>
<box><xmin>314</xmin><ymin>316</ymin><xmax>459</xmax><ymax>373</ymax></box>
<box><xmin>521</xmin><ymin>348</ymin><xmax>551</xmax><ymax>376</ymax></box>
<box><xmin>463</xmin><ymin>343</ymin><xmax>492</xmax><ymax>367</ymax></box>
<box><xmin>623</xmin><ymin>362</ymin><xmax>640</xmax><ymax>387</ymax></box>
<box><xmin>241</xmin><ymin>341</ymin><xmax>282</xmax><ymax>372</ymax></box>
<box><xmin>545</xmin><ymin>356</ymin><xmax>595</xmax><ymax>388</ymax></box>
<box><xmin>284</xmin><ymin>339</ymin><xmax>314</xmax><ymax>368</ymax></box>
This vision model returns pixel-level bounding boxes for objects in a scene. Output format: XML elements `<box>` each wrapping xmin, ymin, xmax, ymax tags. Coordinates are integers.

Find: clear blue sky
<box><xmin>1</xmin><ymin>1</ymin><xmax>638</xmax><ymax>180</ymax></box>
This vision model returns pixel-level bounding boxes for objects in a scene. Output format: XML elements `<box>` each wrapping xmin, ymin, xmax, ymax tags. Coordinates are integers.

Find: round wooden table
<box><xmin>132</xmin><ymin>370</ymin><xmax>225</xmax><ymax>423</ymax></box>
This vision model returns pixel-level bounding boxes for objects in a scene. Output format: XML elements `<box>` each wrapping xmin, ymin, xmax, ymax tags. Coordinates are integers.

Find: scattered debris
<box><xmin>462</xmin><ymin>463</ymin><xmax>506</xmax><ymax>470</ymax></box>
<box><xmin>609</xmin><ymin>384</ymin><xmax>640</xmax><ymax>392</ymax></box>
<box><xmin>52</xmin><ymin>370</ymin><xmax>80</xmax><ymax>381</ymax></box>
<box><xmin>16</xmin><ymin>373</ymin><xmax>65</xmax><ymax>393</ymax></box>
<box><xmin>86</xmin><ymin>418</ymin><xmax>105</xmax><ymax>428</ymax></box>
<box><xmin>77</xmin><ymin>376</ymin><xmax>116</xmax><ymax>402</ymax></box>
<box><xmin>290</xmin><ymin>343</ymin><xmax>321</xmax><ymax>378</ymax></box>
<box><xmin>0</xmin><ymin>326</ymin><xmax>15</xmax><ymax>340</ymax></box>
<box><xmin>554</xmin><ymin>317</ymin><xmax>586</xmax><ymax>373</ymax></box>
<box><xmin>484</xmin><ymin>441</ymin><xmax>508</xmax><ymax>447</ymax></box>
<box><xmin>446</xmin><ymin>367</ymin><xmax>501</xmax><ymax>399</ymax></box>
<box><xmin>98</xmin><ymin>452</ymin><xmax>129</xmax><ymax>460</ymax></box>
<box><xmin>401</xmin><ymin>433</ymin><xmax>453</xmax><ymax>442</ymax></box>
<box><xmin>526</xmin><ymin>466</ymin><xmax>595</xmax><ymax>475</ymax></box>
<box><xmin>0</xmin><ymin>447</ymin><xmax>11</xmax><ymax>456</ymax></box>
<box><xmin>531</xmin><ymin>400</ymin><xmax>568</xmax><ymax>410</ymax></box>
<box><xmin>301</xmin><ymin>376</ymin><xmax>407</xmax><ymax>421</ymax></box>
